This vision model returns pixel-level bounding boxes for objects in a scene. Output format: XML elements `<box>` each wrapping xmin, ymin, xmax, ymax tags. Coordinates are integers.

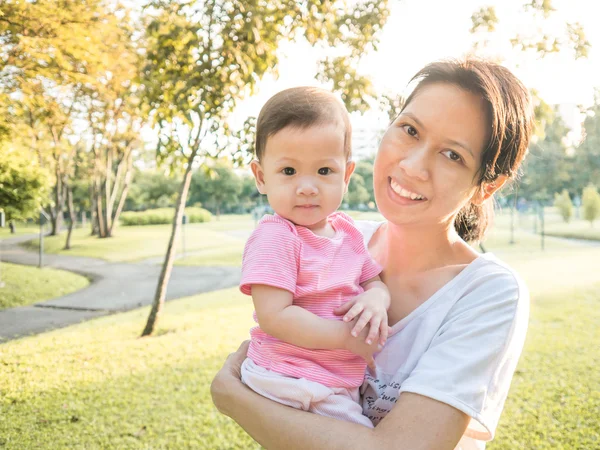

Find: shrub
<box><xmin>582</xmin><ymin>184</ymin><xmax>600</xmax><ymax>226</ymax></box>
<box><xmin>120</xmin><ymin>207</ymin><xmax>212</xmax><ymax>226</ymax></box>
<box><xmin>553</xmin><ymin>190</ymin><xmax>573</xmax><ymax>223</ymax></box>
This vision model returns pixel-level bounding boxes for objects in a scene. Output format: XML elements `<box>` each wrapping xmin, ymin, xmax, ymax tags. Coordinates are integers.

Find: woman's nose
<box><xmin>296</xmin><ymin>178</ymin><xmax>319</xmax><ymax>196</ymax></box>
<box><xmin>398</xmin><ymin>145</ymin><xmax>430</xmax><ymax>181</ymax></box>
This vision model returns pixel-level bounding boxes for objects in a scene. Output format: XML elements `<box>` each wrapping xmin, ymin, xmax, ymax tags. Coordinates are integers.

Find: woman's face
<box><xmin>373</xmin><ymin>82</ymin><xmax>490</xmax><ymax>230</ymax></box>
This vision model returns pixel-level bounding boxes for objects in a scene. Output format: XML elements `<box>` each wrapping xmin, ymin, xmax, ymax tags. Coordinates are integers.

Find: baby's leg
<box><xmin>241</xmin><ymin>358</ymin><xmax>330</xmax><ymax>410</ymax></box>
<box><xmin>309</xmin><ymin>387</ymin><xmax>374</xmax><ymax>428</ymax></box>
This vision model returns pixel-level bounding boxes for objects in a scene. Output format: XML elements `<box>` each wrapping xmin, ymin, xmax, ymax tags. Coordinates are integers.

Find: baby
<box><xmin>240</xmin><ymin>86</ymin><xmax>390</xmax><ymax>427</ymax></box>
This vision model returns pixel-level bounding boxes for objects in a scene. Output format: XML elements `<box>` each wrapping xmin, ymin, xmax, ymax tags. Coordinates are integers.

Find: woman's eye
<box><xmin>443</xmin><ymin>150</ymin><xmax>462</xmax><ymax>163</ymax></box>
<box><xmin>282</xmin><ymin>167</ymin><xmax>296</xmax><ymax>175</ymax></box>
<box><xmin>402</xmin><ymin>125</ymin><xmax>418</xmax><ymax>137</ymax></box>
<box><xmin>318</xmin><ymin>167</ymin><xmax>332</xmax><ymax>175</ymax></box>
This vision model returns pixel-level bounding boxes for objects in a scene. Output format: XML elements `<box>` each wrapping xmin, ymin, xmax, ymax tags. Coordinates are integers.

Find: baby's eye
<box><xmin>318</xmin><ymin>167</ymin><xmax>332</xmax><ymax>175</ymax></box>
<box><xmin>282</xmin><ymin>167</ymin><xmax>296</xmax><ymax>175</ymax></box>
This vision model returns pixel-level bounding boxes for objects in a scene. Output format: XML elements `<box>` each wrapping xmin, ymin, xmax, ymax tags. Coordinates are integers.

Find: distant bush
<box><xmin>582</xmin><ymin>185</ymin><xmax>600</xmax><ymax>226</ymax></box>
<box><xmin>554</xmin><ymin>190</ymin><xmax>573</xmax><ymax>223</ymax></box>
<box><xmin>120</xmin><ymin>207</ymin><xmax>212</xmax><ymax>226</ymax></box>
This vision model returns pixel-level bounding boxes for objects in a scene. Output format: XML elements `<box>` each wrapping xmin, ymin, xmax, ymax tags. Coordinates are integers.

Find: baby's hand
<box><xmin>335</xmin><ymin>289</ymin><xmax>390</xmax><ymax>347</ymax></box>
<box><xmin>343</xmin><ymin>322</ymin><xmax>381</xmax><ymax>370</ymax></box>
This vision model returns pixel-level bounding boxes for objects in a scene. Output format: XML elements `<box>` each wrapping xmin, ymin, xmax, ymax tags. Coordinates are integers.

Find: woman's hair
<box><xmin>254</xmin><ymin>86</ymin><xmax>352</xmax><ymax>161</ymax></box>
<box><xmin>400</xmin><ymin>59</ymin><xmax>534</xmax><ymax>242</ymax></box>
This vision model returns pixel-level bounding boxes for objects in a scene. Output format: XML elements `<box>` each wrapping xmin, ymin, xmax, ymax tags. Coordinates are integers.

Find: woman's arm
<box><xmin>211</xmin><ymin>342</ymin><xmax>469</xmax><ymax>450</ymax></box>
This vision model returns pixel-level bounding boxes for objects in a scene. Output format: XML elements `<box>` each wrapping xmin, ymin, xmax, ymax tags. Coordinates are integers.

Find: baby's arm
<box><xmin>336</xmin><ymin>275</ymin><xmax>391</xmax><ymax>346</ymax></box>
<box><xmin>252</xmin><ymin>284</ymin><xmax>379</xmax><ymax>368</ymax></box>
<box><xmin>253</xmin><ymin>284</ymin><xmax>349</xmax><ymax>350</ymax></box>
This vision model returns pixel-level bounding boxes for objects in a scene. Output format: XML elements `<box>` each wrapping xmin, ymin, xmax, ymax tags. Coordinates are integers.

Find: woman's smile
<box><xmin>387</xmin><ymin>177</ymin><xmax>428</xmax><ymax>206</ymax></box>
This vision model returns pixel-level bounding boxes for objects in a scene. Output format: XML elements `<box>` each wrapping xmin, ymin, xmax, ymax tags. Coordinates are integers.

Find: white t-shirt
<box><xmin>356</xmin><ymin>221</ymin><xmax>529</xmax><ymax>450</ymax></box>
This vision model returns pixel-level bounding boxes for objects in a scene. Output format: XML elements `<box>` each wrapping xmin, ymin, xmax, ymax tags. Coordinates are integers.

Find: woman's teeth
<box><xmin>390</xmin><ymin>179</ymin><xmax>424</xmax><ymax>200</ymax></box>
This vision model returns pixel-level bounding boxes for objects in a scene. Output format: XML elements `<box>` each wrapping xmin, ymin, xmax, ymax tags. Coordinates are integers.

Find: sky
<box><xmin>228</xmin><ymin>0</ymin><xmax>600</xmax><ymax>158</ymax></box>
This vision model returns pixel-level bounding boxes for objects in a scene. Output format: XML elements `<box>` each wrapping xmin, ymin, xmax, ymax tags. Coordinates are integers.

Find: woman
<box><xmin>211</xmin><ymin>58</ymin><xmax>534</xmax><ymax>449</ymax></box>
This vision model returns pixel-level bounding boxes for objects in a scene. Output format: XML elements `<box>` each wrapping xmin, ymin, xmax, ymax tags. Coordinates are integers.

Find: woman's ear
<box><xmin>473</xmin><ymin>175</ymin><xmax>509</xmax><ymax>205</ymax></box>
<box><xmin>250</xmin><ymin>160</ymin><xmax>267</xmax><ymax>195</ymax></box>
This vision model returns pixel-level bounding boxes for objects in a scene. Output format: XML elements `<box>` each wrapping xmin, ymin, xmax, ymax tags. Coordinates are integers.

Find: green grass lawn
<box><xmin>542</xmin><ymin>219</ymin><xmax>600</xmax><ymax>241</ymax></box>
<box><xmin>1</xmin><ymin>231</ymin><xmax>599</xmax><ymax>448</ymax></box>
<box><xmin>22</xmin><ymin>215</ymin><xmax>253</xmax><ymax>263</ymax></box>
<box><xmin>0</xmin><ymin>223</ymin><xmax>38</xmax><ymax>241</ymax></box>
<box><xmin>495</xmin><ymin>207</ymin><xmax>600</xmax><ymax>241</ymax></box>
<box><xmin>0</xmin><ymin>262</ymin><xmax>90</xmax><ymax>310</ymax></box>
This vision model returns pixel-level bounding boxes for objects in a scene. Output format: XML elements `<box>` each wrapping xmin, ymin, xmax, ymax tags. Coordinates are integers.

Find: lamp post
<box><xmin>0</xmin><ymin>211</ymin><xmax>4</xmax><ymax>288</ymax></box>
<box><xmin>39</xmin><ymin>210</ymin><xmax>50</xmax><ymax>268</ymax></box>
<box><xmin>181</xmin><ymin>214</ymin><xmax>188</xmax><ymax>258</ymax></box>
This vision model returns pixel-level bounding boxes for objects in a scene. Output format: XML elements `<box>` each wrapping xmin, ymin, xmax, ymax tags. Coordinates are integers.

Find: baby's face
<box><xmin>251</xmin><ymin>124</ymin><xmax>354</xmax><ymax>230</ymax></box>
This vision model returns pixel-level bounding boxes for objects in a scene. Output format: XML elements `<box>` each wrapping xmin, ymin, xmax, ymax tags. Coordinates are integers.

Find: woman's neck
<box><xmin>376</xmin><ymin>221</ymin><xmax>472</xmax><ymax>273</ymax></box>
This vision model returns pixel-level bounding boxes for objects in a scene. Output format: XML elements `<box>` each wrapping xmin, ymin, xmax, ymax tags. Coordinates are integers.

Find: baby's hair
<box><xmin>254</xmin><ymin>86</ymin><xmax>352</xmax><ymax>161</ymax></box>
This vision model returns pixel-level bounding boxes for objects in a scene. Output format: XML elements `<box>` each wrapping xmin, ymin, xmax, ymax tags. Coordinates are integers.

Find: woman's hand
<box><xmin>210</xmin><ymin>340</ymin><xmax>249</xmax><ymax>416</ymax></box>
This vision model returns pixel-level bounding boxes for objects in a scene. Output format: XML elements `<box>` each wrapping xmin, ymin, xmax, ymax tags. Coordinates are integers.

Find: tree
<box><xmin>126</xmin><ymin>170</ymin><xmax>181</xmax><ymax>211</ymax></box>
<box><xmin>518</xmin><ymin>111</ymin><xmax>572</xmax><ymax>202</ymax></box>
<box><xmin>139</xmin><ymin>0</ymin><xmax>391</xmax><ymax>336</ymax></box>
<box><xmin>345</xmin><ymin>173</ymin><xmax>370</xmax><ymax>209</ymax></box>
<box><xmin>188</xmin><ymin>162</ymin><xmax>242</xmax><ymax>218</ymax></box>
<box><xmin>582</xmin><ymin>185</ymin><xmax>600</xmax><ymax>226</ymax></box>
<box><xmin>353</xmin><ymin>161</ymin><xmax>375</xmax><ymax>205</ymax></box>
<box><xmin>554</xmin><ymin>190</ymin><xmax>573</xmax><ymax>223</ymax></box>
<box><xmin>469</xmin><ymin>2</ymin><xmax>590</xmax><ymax>60</ymax></box>
<box><xmin>85</xmin><ymin>13</ymin><xmax>146</xmax><ymax>239</ymax></box>
<box><xmin>0</xmin><ymin>0</ymin><xmax>137</xmax><ymax>237</ymax></box>
<box><xmin>0</xmin><ymin>147</ymin><xmax>49</xmax><ymax>223</ymax></box>
<box><xmin>571</xmin><ymin>90</ymin><xmax>600</xmax><ymax>194</ymax></box>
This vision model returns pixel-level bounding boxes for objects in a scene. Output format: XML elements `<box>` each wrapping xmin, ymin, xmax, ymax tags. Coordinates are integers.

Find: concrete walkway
<box><xmin>0</xmin><ymin>234</ymin><xmax>241</xmax><ymax>343</ymax></box>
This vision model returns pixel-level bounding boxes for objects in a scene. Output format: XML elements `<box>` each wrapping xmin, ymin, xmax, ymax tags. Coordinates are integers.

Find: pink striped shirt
<box><xmin>240</xmin><ymin>212</ymin><xmax>382</xmax><ymax>388</ymax></box>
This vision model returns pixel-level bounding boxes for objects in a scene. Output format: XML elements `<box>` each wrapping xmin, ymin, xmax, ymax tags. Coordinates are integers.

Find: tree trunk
<box><xmin>216</xmin><ymin>204</ymin><xmax>220</xmax><ymax>220</ymax></box>
<box><xmin>106</xmin><ymin>150</ymin><xmax>133</xmax><ymax>238</ymax></box>
<box><xmin>90</xmin><ymin>182</ymin><xmax>99</xmax><ymax>236</ymax></box>
<box><xmin>49</xmin><ymin>163</ymin><xmax>65</xmax><ymax>236</ymax></box>
<box><xmin>64</xmin><ymin>184</ymin><xmax>76</xmax><ymax>250</ymax></box>
<box><xmin>105</xmin><ymin>148</ymin><xmax>113</xmax><ymax>235</ymax></box>
<box><xmin>142</xmin><ymin>148</ymin><xmax>198</xmax><ymax>337</ymax></box>
<box><xmin>96</xmin><ymin>178</ymin><xmax>107</xmax><ymax>238</ymax></box>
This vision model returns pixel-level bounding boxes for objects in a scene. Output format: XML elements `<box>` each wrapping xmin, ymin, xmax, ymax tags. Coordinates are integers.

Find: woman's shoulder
<box><xmin>446</xmin><ymin>252</ymin><xmax>530</xmax><ymax>322</ymax></box>
<box><xmin>353</xmin><ymin>219</ymin><xmax>384</xmax><ymax>247</ymax></box>
<box><xmin>464</xmin><ymin>253</ymin><xmax>528</xmax><ymax>297</ymax></box>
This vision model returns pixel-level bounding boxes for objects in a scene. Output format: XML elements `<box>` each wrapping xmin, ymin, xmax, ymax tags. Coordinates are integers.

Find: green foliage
<box><xmin>188</xmin><ymin>162</ymin><xmax>243</xmax><ymax>216</ymax></box>
<box><xmin>518</xmin><ymin>113</ymin><xmax>571</xmax><ymax>202</ymax></box>
<box><xmin>345</xmin><ymin>174</ymin><xmax>370</xmax><ymax>208</ymax></box>
<box><xmin>378</xmin><ymin>93</ymin><xmax>405</xmax><ymax>124</ymax></box>
<box><xmin>353</xmin><ymin>161</ymin><xmax>375</xmax><ymax>204</ymax></box>
<box><xmin>553</xmin><ymin>190</ymin><xmax>573</xmax><ymax>223</ymax></box>
<box><xmin>582</xmin><ymin>185</ymin><xmax>600</xmax><ymax>226</ymax></box>
<box><xmin>119</xmin><ymin>207</ymin><xmax>212</xmax><ymax>226</ymax></box>
<box><xmin>126</xmin><ymin>170</ymin><xmax>182</xmax><ymax>211</ymax></box>
<box><xmin>0</xmin><ymin>0</ymin><xmax>140</xmax><ymax>235</ymax></box>
<box><xmin>470</xmin><ymin>6</ymin><xmax>499</xmax><ymax>33</ymax></box>
<box><xmin>469</xmin><ymin>1</ymin><xmax>590</xmax><ymax>60</ymax></box>
<box><xmin>571</xmin><ymin>90</ymin><xmax>600</xmax><ymax>193</ymax></box>
<box><xmin>141</xmin><ymin>0</ymin><xmax>391</xmax><ymax>172</ymax></box>
<box><xmin>0</xmin><ymin>148</ymin><xmax>50</xmax><ymax>220</ymax></box>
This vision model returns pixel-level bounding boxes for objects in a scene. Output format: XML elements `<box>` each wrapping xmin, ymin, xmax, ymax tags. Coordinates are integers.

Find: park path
<box><xmin>0</xmin><ymin>234</ymin><xmax>241</xmax><ymax>343</ymax></box>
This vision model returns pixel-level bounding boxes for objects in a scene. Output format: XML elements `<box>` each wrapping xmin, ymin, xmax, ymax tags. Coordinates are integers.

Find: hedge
<box><xmin>119</xmin><ymin>207</ymin><xmax>212</xmax><ymax>226</ymax></box>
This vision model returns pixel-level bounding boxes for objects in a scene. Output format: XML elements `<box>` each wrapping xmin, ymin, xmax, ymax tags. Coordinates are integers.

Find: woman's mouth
<box><xmin>389</xmin><ymin>178</ymin><xmax>427</xmax><ymax>202</ymax></box>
